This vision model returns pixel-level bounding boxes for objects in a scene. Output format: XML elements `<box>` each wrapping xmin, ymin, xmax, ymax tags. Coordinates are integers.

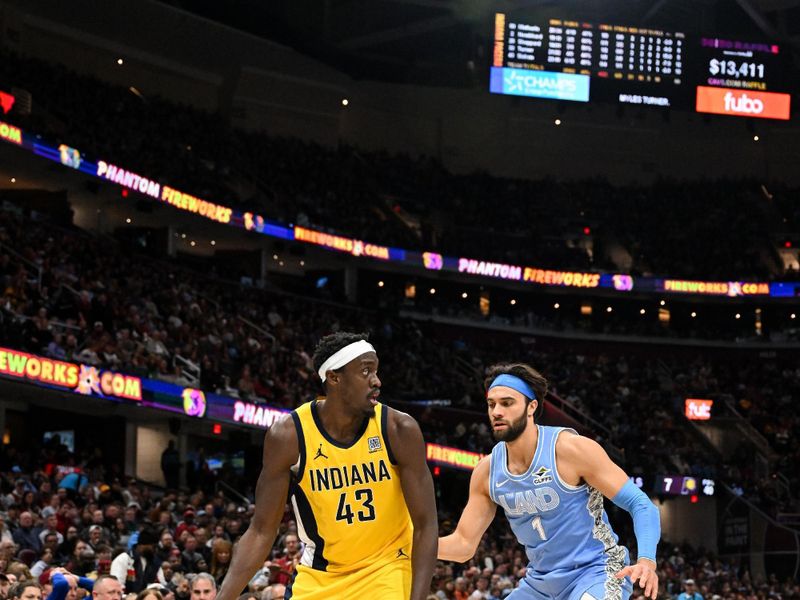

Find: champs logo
<box><xmin>368</xmin><ymin>436</ymin><xmax>382</xmax><ymax>453</ymax></box>
<box><xmin>532</xmin><ymin>466</ymin><xmax>552</xmax><ymax>485</ymax></box>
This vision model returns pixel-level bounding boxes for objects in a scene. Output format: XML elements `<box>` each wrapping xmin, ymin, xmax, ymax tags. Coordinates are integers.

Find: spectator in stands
<box><xmin>155</xmin><ymin>534</ymin><xmax>173</xmax><ymax>565</ymax></box>
<box><xmin>188</xmin><ymin>575</ymin><xmax>215</xmax><ymax>600</ymax></box>
<box><xmin>268</xmin><ymin>535</ymin><xmax>299</xmax><ymax>586</ymax></box>
<box><xmin>0</xmin><ymin>516</ymin><xmax>13</xmax><ymax>546</ymax></box>
<box><xmin>179</xmin><ymin>539</ymin><xmax>202</xmax><ymax>575</ymax></box>
<box><xmin>12</xmin><ymin>514</ymin><xmax>41</xmax><ymax>555</ymax></box>
<box><xmin>90</xmin><ymin>576</ymin><xmax>122</xmax><ymax>600</ymax></box>
<box><xmin>208</xmin><ymin>541</ymin><xmax>230</xmax><ymax>587</ymax></box>
<box><xmin>47</xmin><ymin>569</ymin><xmax>94</xmax><ymax>600</ymax></box>
<box><xmin>677</xmin><ymin>579</ymin><xmax>703</xmax><ymax>600</ymax></box>
<box><xmin>37</xmin><ymin>510</ymin><xmax>63</xmax><ymax>547</ymax></box>
<box><xmin>87</xmin><ymin>528</ymin><xmax>106</xmax><ymax>552</ymax></box>
<box><xmin>7</xmin><ymin>580</ymin><xmax>43</xmax><ymax>600</ymax></box>
<box><xmin>30</xmin><ymin>548</ymin><xmax>54</xmax><ymax>580</ymax></box>
<box><xmin>109</xmin><ymin>530</ymin><xmax>163</xmax><ymax>593</ymax></box>
<box><xmin>1</xmin><ymin>574</ymin><xmax>12</xmax><ymax>600</ymax></box>
<box><xmin>203</xmin><ymin>529</ymin><xmax>225</xmax><ymax>554</ymax></box>
<box><xmin>134</xmin><ymin>588</ymin><xmax>161</xmax><ymax>600</ymax></box>
<box><xmin>81</xmin><ymin>514</ymin><xmax>108</xmax><ymax>544</ymax></box>
<box><xmin>174</xmin><ymin>514</ymin><xmax>195</xmax><ymax>541</ymax></box>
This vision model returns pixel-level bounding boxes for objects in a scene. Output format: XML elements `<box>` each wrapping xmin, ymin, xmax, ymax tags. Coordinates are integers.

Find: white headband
<box><xmin>318</xmin><ymin>340</ymin><xmax>376</xmax><ymax>382</ymax></box>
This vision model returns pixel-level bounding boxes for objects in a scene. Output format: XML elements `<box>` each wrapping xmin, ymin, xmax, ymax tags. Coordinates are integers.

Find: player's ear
<box><xmin>325</xmin><ymin>370</ymin><xmax>339</xmax><ymax>387</ymax></box>
<box><xmin>529</xmin><ymin>400</ymin><xmax>537</xmax><ymax>418</ymax></box>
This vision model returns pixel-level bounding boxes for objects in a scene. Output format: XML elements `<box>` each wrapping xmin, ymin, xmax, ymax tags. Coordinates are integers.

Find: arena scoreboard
<box><xmin>656</xmin><ymin>475</ymin><xmax>716</xmax><ymax>496</ymax></box>
<box><xmin>490</xmin><ymin>13</ymin><xmax>792</xmax><ymax>119</ymax></box>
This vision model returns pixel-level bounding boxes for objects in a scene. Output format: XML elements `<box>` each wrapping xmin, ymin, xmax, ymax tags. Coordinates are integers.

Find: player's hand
<box><xmin>615</xmin><ymin>558</ymin><xmax>658</xmax><ymax>600</ymax></box>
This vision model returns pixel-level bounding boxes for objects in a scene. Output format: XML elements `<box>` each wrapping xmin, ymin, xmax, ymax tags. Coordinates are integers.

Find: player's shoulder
<box><xmin>382</xmin><ymin>404</ymin><xmax>427</xmax><ymax>466</ymax></box>
<box><xmin>554</xmin><ymin>428</ymin><xmax>601</xmax><ymax>457</ymax></box>
<box><xmin>273</xmin><ymin>410</ymin><xmax>299</xmax><ymax>434</ymax></box>
<box><xmin>262</xmin><ymin>412</ymin><xmax>300</xmax><ymax>463</ymax></box>
<box><xmin>468</xmin><ymin>454</ymin><xmax>492</xmax><ymax>496</ymax></box>
<box><xmin>383</xmin><ymin>404</ymin><xmax>420</xmax><ymax>435</ymax></box>
<box><xmin>474</xmin><ymin>453</ymin><xmax>492</xmax><ymax>475</ymax></box>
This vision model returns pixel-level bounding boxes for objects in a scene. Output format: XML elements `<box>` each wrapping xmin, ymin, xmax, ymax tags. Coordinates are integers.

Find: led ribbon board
<box><xmin>2</xmin><ymin>119</ymin><xmax>799</xmax><ymax>297</ymax></box>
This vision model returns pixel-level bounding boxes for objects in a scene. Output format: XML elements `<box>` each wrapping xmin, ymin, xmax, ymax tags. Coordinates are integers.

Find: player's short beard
<box><xmin>493</xmin><ymin>409</ymin><xmax>529</xmax><ymax>442</ymax></box>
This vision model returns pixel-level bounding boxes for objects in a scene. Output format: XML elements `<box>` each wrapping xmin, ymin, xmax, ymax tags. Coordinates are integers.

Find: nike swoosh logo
<box><xmin>496</xmin><ymin>479</ymin><xmax>509</xmax><ymax>488</ymax></box>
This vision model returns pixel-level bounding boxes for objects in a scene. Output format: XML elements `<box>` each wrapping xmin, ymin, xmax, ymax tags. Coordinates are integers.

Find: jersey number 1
<box><xmin>336</xmin><ymin>489</ymin><xmax>376</xmax><ymax>525</ymax></box>
<box><xmin>531</xmin><ymin>516</ymin><xmax>547</xmax><ymax>540</ymax></box>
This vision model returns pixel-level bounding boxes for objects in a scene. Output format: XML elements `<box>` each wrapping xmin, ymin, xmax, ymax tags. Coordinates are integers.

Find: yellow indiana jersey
<box><xmin>289</xmin><ymin>400</ymin><xmax>413</xmax><ymax>574</ymax></box>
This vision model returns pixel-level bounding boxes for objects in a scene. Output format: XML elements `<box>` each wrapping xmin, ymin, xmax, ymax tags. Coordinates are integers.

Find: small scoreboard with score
<box><xmin>657</xmin><ymin>475</ymin><xmax>716</xmax><ymax>496</ymax></box>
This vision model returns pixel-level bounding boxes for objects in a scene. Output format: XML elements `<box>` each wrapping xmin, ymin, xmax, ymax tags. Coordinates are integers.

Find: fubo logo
<box><xmin>696</xmin><ymin>86</ymin><xmax>790</xmax><ymax>120</ymax></box>
<box><xmin>723</xmin><ymin>92</ymin><xmax>763</xmax><ymax>114</ymax></box>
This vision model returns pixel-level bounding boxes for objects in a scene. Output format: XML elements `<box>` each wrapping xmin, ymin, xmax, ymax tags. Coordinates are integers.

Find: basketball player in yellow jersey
<box><xmin>216</xmin><ymin>332</ymin><xmax>437</xmax><ymax>600</ymax></box>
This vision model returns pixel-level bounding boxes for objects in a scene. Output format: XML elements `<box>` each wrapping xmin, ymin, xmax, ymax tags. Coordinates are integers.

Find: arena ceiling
<box><xmin>159</xmin><ymin>0</ymin><xmax>800</xmax><ymax>86</ymax></box>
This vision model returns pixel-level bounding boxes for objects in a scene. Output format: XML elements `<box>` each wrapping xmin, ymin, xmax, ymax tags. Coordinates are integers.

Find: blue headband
<box><xmin>489</xmin><ymin>374</ymin><xmax>537</xmax><ymax>400</ymax></box>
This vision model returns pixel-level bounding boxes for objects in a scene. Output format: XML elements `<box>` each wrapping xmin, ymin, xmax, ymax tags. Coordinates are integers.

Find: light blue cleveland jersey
<box><xmin>488</xmin><ymin>425</ymin><xmax>629</xmax><ymax>576</ymax></box>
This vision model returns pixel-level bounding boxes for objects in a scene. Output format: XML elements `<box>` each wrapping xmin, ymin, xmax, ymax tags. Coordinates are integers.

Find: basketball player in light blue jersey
<box><xmin>439</xmin><ymin>362</ymin><xmax>660</xmax><ymax>600</ymax></box>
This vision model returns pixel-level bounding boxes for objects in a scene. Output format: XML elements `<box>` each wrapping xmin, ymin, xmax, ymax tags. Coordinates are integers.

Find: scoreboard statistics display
<box><xmin>491</xmin><ymin>15</ymin><xmax>684</xmax><ymax>106</ymax></box>
<box><xmin>490</xmin><ymin>14</ymin><xmax>792</xmax><ymax>120</ymax></box>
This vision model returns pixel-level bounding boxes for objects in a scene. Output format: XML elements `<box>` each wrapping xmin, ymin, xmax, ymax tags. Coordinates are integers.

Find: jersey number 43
<box><xmin>336</xmin><ymin>488</ymin><xmax>376</xmax><ymax>524</ymax></box>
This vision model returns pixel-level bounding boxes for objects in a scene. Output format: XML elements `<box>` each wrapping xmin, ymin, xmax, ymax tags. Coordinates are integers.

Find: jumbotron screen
<box><xmin>490</xmin><ymin>13</ymin><xmax>792</xmax><ymax>119</ymax></box>
<box><xmin>696</xmin><ymin>37</ymin><xmax>790</xmax><ymax>119</ymax></box>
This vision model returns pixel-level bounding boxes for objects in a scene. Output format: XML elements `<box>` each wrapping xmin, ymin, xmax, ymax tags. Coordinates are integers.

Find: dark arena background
<box><xmin>1</xmin><ymin>0</ymin><xmax>800</xmax><ymax>599</ymax></box>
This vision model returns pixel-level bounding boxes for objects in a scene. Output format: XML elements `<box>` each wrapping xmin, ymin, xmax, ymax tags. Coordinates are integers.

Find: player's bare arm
<box><xmin>216</xmin><ymin>415</ymin><xmax>299</xmax><ymax>600</ymax></box>
<box><xmin>388</xmin><ymin>408</ymin><xmax>438</xmax><ymax>600</ymax></box>
<box><xmin>437</xmin><ymin>455</ymin><xmax>497</xmax><ymax>563</ymax></box>
<box><xmin>556</xmin><ymin>433</ymin><xmax>661</xmax><ymax>600</ymax></box>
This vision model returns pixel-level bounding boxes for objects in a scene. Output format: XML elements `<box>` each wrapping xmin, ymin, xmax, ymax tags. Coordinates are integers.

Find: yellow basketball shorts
<box><xmin>285</xmin><ymin>556</ymin><xmax>412</xmax><ymax>599</ymax></box>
